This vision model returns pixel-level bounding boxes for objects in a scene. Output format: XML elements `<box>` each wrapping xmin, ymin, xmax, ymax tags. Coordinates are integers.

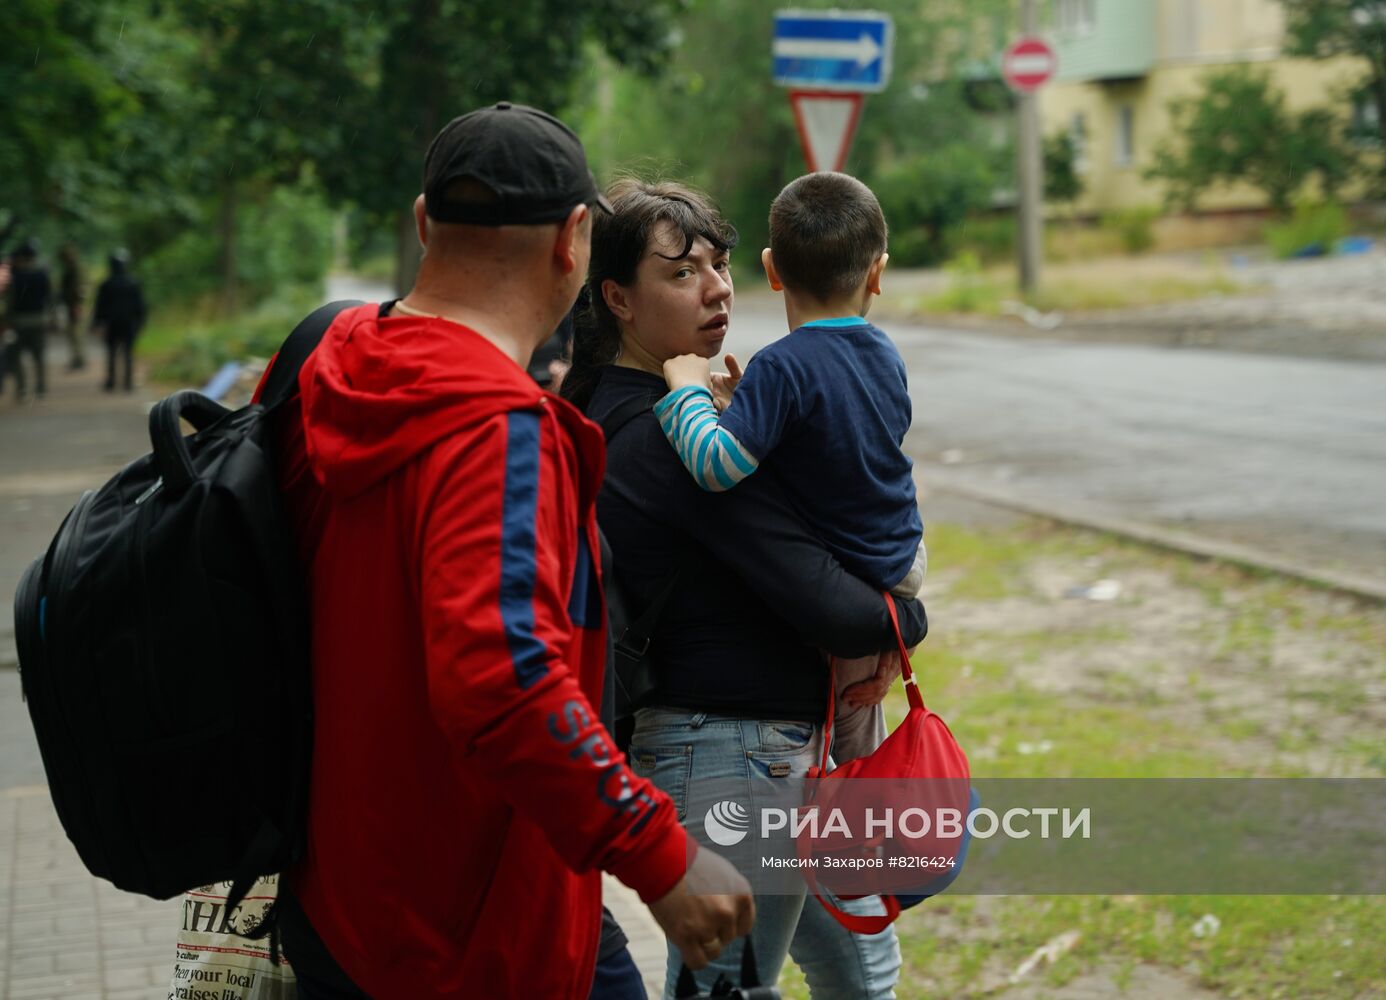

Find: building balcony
<box><xmin>1052</xmin><ymin>0</ymin><xmax>1156</xmax><ymax>84</ymax></box>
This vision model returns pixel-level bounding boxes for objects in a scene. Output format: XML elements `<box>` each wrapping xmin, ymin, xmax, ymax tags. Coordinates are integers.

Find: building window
<box><xmin>1351</xmin><ymin>89</ymin><xmax>1382</xmax><ymax>147</ymax></box>
<box><xmin>1070</xmin><ymin>112</ymin><xmax>1090</xmax><ymax>174</ymax></box>
<box><xmin>1057</xmin><ymin>0</ymin><xmax>1097</xmax><ymax>36</ymax></box>
<box><xmin>1115</xmin><ymin>105</ymin><xmax>1135</xmax><ymax>166</ymax></box>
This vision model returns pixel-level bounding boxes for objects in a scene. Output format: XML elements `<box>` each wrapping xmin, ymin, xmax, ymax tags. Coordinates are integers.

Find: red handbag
<box><xmin>797</xmin><ymin>594</ymin><xmax>973</xmax><ymax>933</ymax></box>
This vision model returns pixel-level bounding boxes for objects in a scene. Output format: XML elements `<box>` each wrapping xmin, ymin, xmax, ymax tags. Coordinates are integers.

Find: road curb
<box><xmin>924</xmin><ymin>471</ymin><xmax>1386</xmax><ymax>605</ymax></box>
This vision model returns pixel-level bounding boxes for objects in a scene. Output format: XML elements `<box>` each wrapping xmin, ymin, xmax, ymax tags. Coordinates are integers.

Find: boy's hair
<box><xmin>768</xmin><ymin>172</ymin><xmax>887</xmax><ymax>302</ymax></box>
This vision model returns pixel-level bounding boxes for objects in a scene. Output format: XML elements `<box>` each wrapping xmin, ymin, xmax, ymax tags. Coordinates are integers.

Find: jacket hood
<box><xmin>299</xmin><ymin>304</ymin><xmax>546</xmax><ymax>497</ymax></box>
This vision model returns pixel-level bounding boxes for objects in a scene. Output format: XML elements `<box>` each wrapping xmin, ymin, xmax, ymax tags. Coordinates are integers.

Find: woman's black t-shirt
<box><xmin>586</xmin><ymin>365</ymin><xmax>926</xmax><ymax>722</ymax></box>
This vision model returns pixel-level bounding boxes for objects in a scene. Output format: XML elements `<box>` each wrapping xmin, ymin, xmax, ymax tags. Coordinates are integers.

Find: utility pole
<box><xmin>1016</xmin><ymin>0</ymin><xmax>1043</xmax><ymax>295</ymax></box>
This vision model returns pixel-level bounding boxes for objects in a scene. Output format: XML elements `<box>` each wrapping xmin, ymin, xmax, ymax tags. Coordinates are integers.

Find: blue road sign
<box><xmin>773</xmin><ymin>9</ymin><xmax>894</xmax><ymax>93</ymax></box>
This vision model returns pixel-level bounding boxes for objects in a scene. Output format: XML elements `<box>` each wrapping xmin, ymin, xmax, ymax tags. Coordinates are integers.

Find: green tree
<box><xmin>874</xmin><ymin>143</ymin><xmax>998</xmax><ymax>265</ymax></box>
<box><xmin>1280</xmin><ymin>0</ymin><xmax>1386</xmax><ymax>148</ymax></box>
<box><xmin>158</xmin><ymin>0</ymin><xmax>378</xmax><ymax>308</ymax></box>
<box><xmin>1146</xmin><ymin>67</ymin><xmax>1355</xmax><ymax>213</ymax></box>
<box><xmin>1043</xmin><ymin>130</ymin><xmax>1085</xmax><ymax>207</ymax></box>
<box><xmin>0</xmin><ymin>2</ymin><xmax>141</xmax><ymax>231</ymax></box>
<box><xmin>309</xmin><ymin>1</ymin><xmax>682</xmax><ymax>292</ymax></box>
<box><xmin>574</xmin><ymin>0</ymin><xmax>1011</xmax><ymax>269</ymax></box>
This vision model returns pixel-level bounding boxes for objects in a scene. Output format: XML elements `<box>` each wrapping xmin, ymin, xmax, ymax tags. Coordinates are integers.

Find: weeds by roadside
<box><xmin>779</xmin><ymin>517</ymin><xmax>1386</xmax><ymax>999</ymax></box>
<box><xmin>908</xmin><ymin>253</ymin><xmax>1247</xmax><ymax>319</ymax></box>
<box><xmin>137</xmin><ymin>285</ymin><xmax>324</xmax><ymax>385</ymax></box>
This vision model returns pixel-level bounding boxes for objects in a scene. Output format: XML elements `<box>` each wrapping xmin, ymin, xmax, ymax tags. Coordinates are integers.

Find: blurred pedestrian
<box><xmin>91</xmin><ymin>249</ymin><xmax>146</xmax><ymax>393</ymax></box>
<box><xmin>4</xmin><ymin>239</ymin><xmax>54</xmax><ymax>402</ymax></box>
<box><xmin>0</xmin><ymin>256</ymin><xmax>11</xmax><ymax>396</ymax></box>
<box><xmin>528</xmin><ymin>303</ymin><xmax>576</xmax><ymax>391</ymax></box>
<box><xmin>58</xmin><ymin>242</ymin><xmax>87</xmax><ymax>371</ymax></box>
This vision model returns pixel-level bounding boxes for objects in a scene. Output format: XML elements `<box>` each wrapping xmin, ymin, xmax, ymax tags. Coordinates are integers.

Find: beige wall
<box><xmin>1155</xmin><ymin>0</ymin><xmax>1286</xmax><ymax>63</ymax></box>
<box><xmin>1040</xmin><ymin>55</ymin><xmax>1372</xmax><ymax>214</ymax></box>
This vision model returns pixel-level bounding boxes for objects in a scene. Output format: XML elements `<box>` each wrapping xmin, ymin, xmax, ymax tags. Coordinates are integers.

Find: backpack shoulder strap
<box><xmin>260</xmin><ymin>299</ymin><xmax>365</xmax><ymax>409</ymax></box>
<box><xmin>599</xmin><ymin>389</ymin><xmax>681</xmax><ymax>656</ymax></box>
<box><xmin>597</xmin><ymin>392</ymin><xmax>661</xmax><ymax>442</ymax></box>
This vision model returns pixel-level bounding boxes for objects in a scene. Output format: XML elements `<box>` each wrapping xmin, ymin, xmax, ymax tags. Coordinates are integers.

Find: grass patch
<box><xmin>884</xmin><ymin>894</ymin><xmax>1386</xmax><ymax>999</ymax></box>
<box><xmin>913</xmin><ymin>255</ymin><xmax>1246</xmax><ymax>317</ymax></box>
<box><xmin>1264</xmin><ymin>201</ymin><xmax>1348</xmax><ymax>259</ymax></box>
<box><xmin>776</xmin><ymin>519</ymin><xmax>1386</xmax><ymax>998</ymax></box>
<box><xmin>924</xmin><ymin>520</ymin><xmax>1111</xmax><ymax>601</ymax></box>
<box><xmin>138</xmin><ymin>286</ymin><xmax>324</xmax><ymax>385</ymax></box>
<box><xmin>894</xmin><ymin>654</ymin><xmax>1242</xmax><ymax>779</ymax></box>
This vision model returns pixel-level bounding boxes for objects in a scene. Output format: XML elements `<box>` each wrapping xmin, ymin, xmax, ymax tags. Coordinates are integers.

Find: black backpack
<box><xmin>597</xmin><ymin>395</ymin><xmax>681</xmax><ymax>742</ymax></box>
<box><xmin>10</xmin><ymin>299</ymin><xmax>360</xmax><ymax>922</ymax></box>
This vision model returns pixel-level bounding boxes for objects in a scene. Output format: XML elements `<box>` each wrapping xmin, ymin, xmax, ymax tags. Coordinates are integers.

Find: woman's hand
<box><xmin>842</xmin><ymin>649</ymin><xmax>903</xmax><ymax>707</ymax></box>
<box><xmin>663</xmin><ymin>353</ymin><xmax>712</xmax><ymax>393</ymax></box>
<box><xmin>710</xmin><ymin>353</ymin><xmax>742</xmax><ymax>412</ymax></box>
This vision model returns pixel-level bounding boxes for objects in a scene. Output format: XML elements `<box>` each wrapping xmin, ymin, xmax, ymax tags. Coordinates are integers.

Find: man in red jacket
<box><xmin>273</xmin><ymin>103</ymin><xmax>753</xmax><ymax>998</ymax></box>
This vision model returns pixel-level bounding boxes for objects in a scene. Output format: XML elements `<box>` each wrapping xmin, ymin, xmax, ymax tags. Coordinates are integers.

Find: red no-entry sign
<box><xmin>1002</xmin><ymin>37</ymin><xmax>1057</xmax><ymax>93</ymax></box>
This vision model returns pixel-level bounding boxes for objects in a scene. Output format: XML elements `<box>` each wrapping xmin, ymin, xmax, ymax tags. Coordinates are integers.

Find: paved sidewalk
<box><xmin>1</xmin><ymin>787</ymin><xmax>180</xmax><ymax>999</ymax></box>
<box><xmin>0</xmin><ymin>336</ymin><xmax>671</xmax><ymax>997</ymax></box>
<box><xmin>1</xmin><ymin>347</ymin><xmax>185</xmax><ymax>998</ymax></box>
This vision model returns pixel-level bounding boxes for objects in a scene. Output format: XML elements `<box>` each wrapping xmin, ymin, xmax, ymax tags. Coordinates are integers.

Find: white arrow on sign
<box><xmin>773</xmin><ymin>32</ymin><xmax>882</xmax><ymax>68</ymax></box>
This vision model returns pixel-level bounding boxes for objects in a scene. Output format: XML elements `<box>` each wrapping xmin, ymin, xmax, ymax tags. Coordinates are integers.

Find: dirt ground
<box><xmin>778</xmin><ymin>492</ymin><xmax>1386</xmax><ymax>1000</ymax></box>
<box><xmin>930</xmin><ymin>524</ymin><xmax>1386</xmax><ymax>781</ymax></box>
<box><xmin>878</xmin><ymin>246</ymin><xmax>1386</xmax><ymax>362</ymax></box>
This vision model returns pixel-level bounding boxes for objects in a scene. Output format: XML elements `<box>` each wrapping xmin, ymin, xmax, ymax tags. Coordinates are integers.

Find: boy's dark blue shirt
<box><xmin>719</xmin><ymin>318</ymin><xmax>921</xmax><ymax>590</ymax></box>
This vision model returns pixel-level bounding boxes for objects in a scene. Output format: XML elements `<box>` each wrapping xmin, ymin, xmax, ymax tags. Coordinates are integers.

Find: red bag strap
<box><xmin>816</xmin><ymin>658</ymin><xmax>837</xmax><ymax>776</ymax></box>
<box><xmin>883</xmin><ymin>592</ymin><xmax>925</xmax><ymax>713</ymax></box>
<box><xmin>797</xmin><ymin>594</ymin><xmax>924</xmax><ymax>935</ymax></box>
<box><xmin>795</xmin><ymin>829</ymin><xmax>901</xmax><ymax>934</ymax></box>
<box><xmin>816</xmin><ymin>593</ymin><xmax>923</xmax><ymax>778</ymax></box>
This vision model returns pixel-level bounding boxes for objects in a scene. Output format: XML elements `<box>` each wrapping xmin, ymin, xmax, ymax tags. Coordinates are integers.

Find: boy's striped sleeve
<box><xmin>654</xmin><ymin>385</ymin><xmax>761</xmax><ymax>492</ymax></box>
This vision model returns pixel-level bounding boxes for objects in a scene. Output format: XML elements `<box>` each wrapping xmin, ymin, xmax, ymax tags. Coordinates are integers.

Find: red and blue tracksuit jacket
<box><xmin>261</xmin><ymin>303</ymin><xmax>689</xmax><ymax>998</ymax></box>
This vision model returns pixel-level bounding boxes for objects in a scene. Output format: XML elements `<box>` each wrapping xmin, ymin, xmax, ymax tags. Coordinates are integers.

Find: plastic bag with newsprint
<box><xmin>168</xmin><ymin>875</ymin><xmax>295</xmax><ymax>1000</ymax></box>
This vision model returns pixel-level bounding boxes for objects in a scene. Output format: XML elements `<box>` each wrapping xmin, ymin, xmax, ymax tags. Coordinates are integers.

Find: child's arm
<box><xmin>654</xmin><ymin>383</ymin><xmax>760</xmax><ymax>492</ymax></box>
<box><xmin>657</xmin><ymin>352</ymin><xmax>797</xmax><ymax>493</ymax></box>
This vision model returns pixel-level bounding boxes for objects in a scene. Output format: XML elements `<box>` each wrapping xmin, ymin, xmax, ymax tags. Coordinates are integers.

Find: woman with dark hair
<box><xmin>562</xmin><ymin>179</ymin><xmax>925</xmax><ymax>998</ymax></box>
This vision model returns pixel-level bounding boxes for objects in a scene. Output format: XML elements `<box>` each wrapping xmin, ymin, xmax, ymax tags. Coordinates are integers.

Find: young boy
<box><xmin>655</xmin><ymin>171</ymin><xmax>925</xmax><ymax>763</ymax></box>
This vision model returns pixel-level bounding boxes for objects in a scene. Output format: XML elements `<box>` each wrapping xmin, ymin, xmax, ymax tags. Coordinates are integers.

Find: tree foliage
<box><xmin>2</xmin><ymin>0</ymin><xmax>683</xmax><ymax>302</ymax></box>
<box><xmin>573</xmin><ymin>0</ymin><xmax>1012</xmax><ymax>269</ymax></box>
<box><xmin>1146</xmin><ymin>67</ymin><xmax>1355</xmax><ymax>213</ymax></box>
<box><xmin>1043</xmin><ymin>130</ymin><xmax>1085</xmax><ymax>206</ymax></box>
<box><xmin>874</xmin><ymin>143</ymin><xmax>999</xmax><ymax>266</ymax></box>
<box><xmin>1280</xmin><ymin>0</ymin><xmax>1386</xmax><ymax>146</ymax></box>
<box><xmin>0</xmin><ymin>1</ymin><xmax>140</xmax><ymax>229</ymax></box>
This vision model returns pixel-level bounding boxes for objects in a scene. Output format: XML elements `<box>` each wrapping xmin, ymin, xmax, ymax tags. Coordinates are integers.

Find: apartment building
<box><xmin>1040</xmin><ymin>0</ymin><xmax>1371</xmax><ymax>214</ymax></box>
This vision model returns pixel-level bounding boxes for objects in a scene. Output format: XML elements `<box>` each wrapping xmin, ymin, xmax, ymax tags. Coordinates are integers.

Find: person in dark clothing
<box><xmin>563</xmin><ymin>180</ymin><xmax>925</xmax><ymax>997</ymax></box>
<box><xmin>4</xmin><ymin>240</ymin><xmax>54</xmax><ymax>401</ymax></box>
<box><xmin>528</xmin><ymin>304</ymin><xmax>575</xmax><ymax>389</ymax></box>
<box><xmin>91</xmin><ymin>249</ymin><xmax>146</xmax><ymax>392</ymax></box>
<box><xmin>58</xmin><ymin>242</ymin><xmax>86</xmax><ymax>371</ymax></box>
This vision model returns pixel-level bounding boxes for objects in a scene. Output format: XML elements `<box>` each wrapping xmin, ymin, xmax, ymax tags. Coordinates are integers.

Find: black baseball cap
<box><xmin>423</xmin><ymin>102</ymin><xmax>613</xmax><ymax>226</ymax></box>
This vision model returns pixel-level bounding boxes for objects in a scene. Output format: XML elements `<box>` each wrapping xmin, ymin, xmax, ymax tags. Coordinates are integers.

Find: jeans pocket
<box><xmin>754</xmin><ymin>720</ymin><xmax>816</xmax><ymax>754</ymax></box>
<box><xmin>628</xmin><ymin>744</ymin><xmax>693</xmax><ymax>822</ymax></box>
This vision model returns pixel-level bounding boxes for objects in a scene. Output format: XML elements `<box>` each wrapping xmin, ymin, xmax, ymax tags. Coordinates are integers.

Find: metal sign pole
<box><xmin>1017</xmin><ymin>0</ymin><xmax>1043</xmax><ymax>294</ymax></box>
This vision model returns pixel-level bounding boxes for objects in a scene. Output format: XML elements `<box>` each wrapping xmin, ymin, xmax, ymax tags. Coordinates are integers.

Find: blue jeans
<box><xmin>629</xmin><ymin>707</ymin><xmax>900</xmax><ymax>1000</ymax></box>
<box><xmin>589</xmin><ymin>945</ymin><xmax>649</xmax><ymax>1000</ymax></box>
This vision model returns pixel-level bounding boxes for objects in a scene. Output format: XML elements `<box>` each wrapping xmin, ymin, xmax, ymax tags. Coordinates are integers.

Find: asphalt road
<box><xmin>724</xmin><ymin>294</ymin><xmax>1386</xmax><ymax>592</ymax></box>
<box><xmin>325</xmin><ymin>275</ymin><xmax>1386</xmax><ymax>590</ymax></box>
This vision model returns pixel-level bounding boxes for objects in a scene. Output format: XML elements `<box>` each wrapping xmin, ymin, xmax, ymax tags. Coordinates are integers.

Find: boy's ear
<box><xmin>866</xmin><ymin>252</ymin><xmax>889</xmax><ymax>296</ymax></box>
<box><xmin>601</xmin><ymin>277</ymin><xmax>633</xmax><ymax>323</ymax></box>
<box><xmin>760</xmin><ymin>248</ymin><xmax>784</xmax><ymax>292</ymax></box>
